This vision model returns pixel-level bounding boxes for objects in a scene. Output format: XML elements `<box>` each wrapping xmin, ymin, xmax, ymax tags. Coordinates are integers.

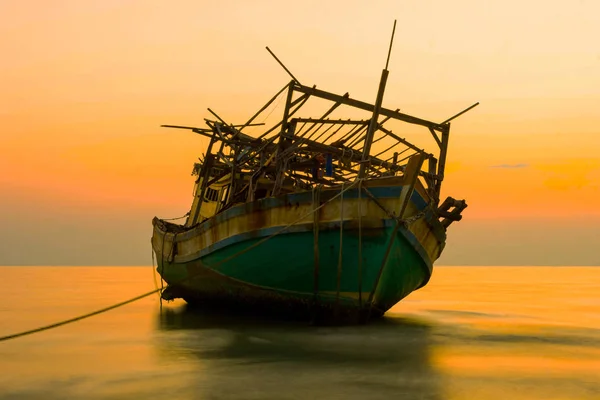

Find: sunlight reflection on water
<box><xmin>0</xmin><ymin>266</ymin><xmax>598</xmax><ymax>399</ymax></box>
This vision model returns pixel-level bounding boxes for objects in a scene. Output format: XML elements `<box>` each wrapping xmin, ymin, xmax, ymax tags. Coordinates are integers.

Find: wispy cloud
<box><xmin>490</xmin><ymin>163</ymin><xmax>529</xmax><ymax>169</ymax></box>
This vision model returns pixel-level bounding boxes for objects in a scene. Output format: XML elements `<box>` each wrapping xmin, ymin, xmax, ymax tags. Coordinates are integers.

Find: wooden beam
<box><xmin>258</xmin><ymin>86</ymin><xmax>313</xmax><ymax>139</ymax></box>
<box><xmin>436</xmin><ymin>124</ymin><xmax>450</xmax><ymax>193</ymax></box>
<box><xmin>238</xmin><ymin>81</ymin><xmax>290</xmax><ymax>133</ymax></box>
<box><xmin>378</xmin><ymin>126</ymin><xmax>428</xmax><ymax>155</ymax></box>
<box><xmin>441</xmin><ymin>102</ymin><xmax>480</xmax><ymax>125</ymax></box>
<box><xmin>292</xmin><ymin>118</ymin><xmax>368</xmax><ymax>125</ymax></box>
<box><xmin>293</xmin><ymin>84</ymin><xmax>444</xmax><ymax>131</ymax></box>
<box><xmin>428</xmin><ymin>127</ymin><xmax>442</xmax><ymax>148</ymax></box>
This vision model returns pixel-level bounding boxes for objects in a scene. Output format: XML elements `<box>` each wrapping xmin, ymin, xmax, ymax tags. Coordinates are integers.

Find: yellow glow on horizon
<box><xmin>1</xmin><ymin>0</ymin><xmax>599</xmax><ymax>224</ymax></box>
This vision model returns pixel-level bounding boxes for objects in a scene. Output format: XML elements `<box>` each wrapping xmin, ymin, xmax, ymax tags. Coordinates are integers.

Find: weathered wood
<box><xmin>272</xmin><ymin>84</ymin><xmax>296</xmax><ymax>195</ymax></box>
<box><xmin>340</xmin><ymin>67</ymin><xmax>389</xmax><ymax>173</ymax></box>
<box><xmin>441</xmin><ymin>102</ymin><xmax>480</xmax><ymax>124</ymax></box>
<box><xmin>266</xmin><ymin>47</ymin><xmax>301</xmax><ymax>84</ymax></box>
<box><xmin>289</xmin><ymin>91</ymin><xmax>311</xmax><ymax>109</ymax></box>
<box><xmin>292</xmin><ymin>95</ymin><xmax>348</xmax><ymax>143</ymax></box>
<box><xmin>160</xmin><ymin>47</ymin><xmax>473</xmax><ymax>224</ymax></box>
<box><xmin>325</xmin><ymin>122</ymin><xmax>366</xmax><ymax>145</ymax></box>
<box><xmin>428</xmin><ymin>127</ymin><xmax>442</xmax><ymax>148</ymax></box>
<box><xmin>366</xmin><ymin>153</ymin><xmax>426</xmax><ymax>320</ymax></box>
<box><xmin>293</xmin><ymin>118</ymin><xmax>368</xmax><ymax>125</ymax></box>
<box><xmin>378</xmin><ymin>126</ymin><xmax>428</xmax><ymax>155</ymax></box>
<box><xmin>395</xmin><ymin>153</ymin><xmax>427</xmax><ymax>218</ymax></box>
<box><xmin>190</xmin><ymin>151</ymin><xmax>215</xmax><ymax>225</ymax></box>
<box><xmin>428</xmin><ymin>156</ymin><xmax>439</xmax><ymax>203</ymax></box>
<box><xmin>238</xmin><ymin>82</ymin><xmax>289</xmax><ymax>133</ymax></box>
<box><xmin>385</xmin><ymin>20</ymin><xmax>397</xmax><ymax>70</ymax></box>
<box><xmin>436</xmin><ymin>125</ymin><xmax>450</xmax><ymax>193</ymax></box>
<box><xmin>258</xmin><ymin>87</ymin><xmax>312</xmax><ymax>139</ymax></box>
<box><xmin>293</xmin><ymin>84</ymin><xmax>444</xmax><ymax>131</ymax></box>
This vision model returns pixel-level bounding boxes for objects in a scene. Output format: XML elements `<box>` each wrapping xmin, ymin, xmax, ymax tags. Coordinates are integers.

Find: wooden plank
<box><xmin>395</xmin><ymin>153</ymin><xmax>427</xmax><ymax>218</ymax></box>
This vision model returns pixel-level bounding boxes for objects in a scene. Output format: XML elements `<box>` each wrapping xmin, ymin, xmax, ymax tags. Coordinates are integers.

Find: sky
<box><xmin>1</xmin><ymin>0</ymin><xmax>599</xmax><ymax>266</ymax></box>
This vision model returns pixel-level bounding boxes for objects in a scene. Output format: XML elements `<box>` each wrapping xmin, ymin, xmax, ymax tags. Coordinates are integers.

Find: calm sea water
<box><xmin>0</xmin><ymin>266</ymin><xmax>598</xmax><ymax>400</ymax></box>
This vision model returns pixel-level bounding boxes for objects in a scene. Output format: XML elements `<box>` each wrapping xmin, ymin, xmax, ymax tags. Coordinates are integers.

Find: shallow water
<box><xmin>0</xmin><ymin>266</ymin><xmax>598</xmax><ymax>399</ymax></box>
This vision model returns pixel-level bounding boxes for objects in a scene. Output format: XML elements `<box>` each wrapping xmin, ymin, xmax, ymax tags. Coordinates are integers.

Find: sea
<box><xmin>0</xmin><ymin>266</ymin><xmax>598</xmax><ymax>400</ymax></box>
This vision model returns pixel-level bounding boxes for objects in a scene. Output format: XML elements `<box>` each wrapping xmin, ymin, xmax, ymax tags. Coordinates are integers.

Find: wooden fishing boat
<box><xmin>151</xmin><ymin>24</ymin><xmax>475</xmax><ymax>323</ymax></box>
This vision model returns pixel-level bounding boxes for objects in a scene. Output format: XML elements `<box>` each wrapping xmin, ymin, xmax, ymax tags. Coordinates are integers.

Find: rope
<box><xmin>361</xmin><ymin>186</ymin><xmax>427</xmax><ymax>227</ymax></box>
<box><xmin>0</xmin><ymin>290</ymin><xmax>160</xmax><ymax>342</ymax></box>
<box><xmin>260</xmin><ymin>90</ymin><xmax>285</xmax><ymax>124</ymax></box>
<box><xmin>0</xmin><ymin>180</ymin><xmax>360</xmax><ymax>343</ymax></box>
<box><xmin>160</xmin><ymin>212</ymin><xmax>190</xmax><ymax>221</ymax></box>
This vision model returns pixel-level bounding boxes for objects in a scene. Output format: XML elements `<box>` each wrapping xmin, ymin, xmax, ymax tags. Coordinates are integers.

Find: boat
<box><xmin>151</xmin><ymin>23</ymin><xmax>476</xmax><ymax>323</ymax></box>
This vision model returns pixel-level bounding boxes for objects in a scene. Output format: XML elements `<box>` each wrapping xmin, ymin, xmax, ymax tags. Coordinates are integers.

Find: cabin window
<box><xmin>204</xmin><ymin>187</ymin><xmax>220</xmax><ymax>202</ymax></box>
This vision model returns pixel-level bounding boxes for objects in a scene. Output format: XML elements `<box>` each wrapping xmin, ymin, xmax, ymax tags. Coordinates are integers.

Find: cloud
<box><xmin>489</xmin><ymin>163</ymin><xmax>529</xmax><ymax>169</ymax></box>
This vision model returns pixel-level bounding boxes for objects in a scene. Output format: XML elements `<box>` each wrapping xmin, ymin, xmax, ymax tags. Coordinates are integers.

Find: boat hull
<box><xmin>152</xmin><ymin>178</ymin><xmax>446</xmax><ymax>323</ymax></box>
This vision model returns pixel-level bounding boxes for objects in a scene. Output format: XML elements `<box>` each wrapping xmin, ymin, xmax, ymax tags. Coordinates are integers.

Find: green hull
<box><xmin>156</xmin><ymin>222</ymin><xmax>431</xmax><ymax>322</ymax></box>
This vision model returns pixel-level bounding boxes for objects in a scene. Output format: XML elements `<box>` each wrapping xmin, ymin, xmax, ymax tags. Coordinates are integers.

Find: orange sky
<box><xmin>1</xmin><ymin>1</ymin><xmax>599</xmax><ymax>265</ymax></box>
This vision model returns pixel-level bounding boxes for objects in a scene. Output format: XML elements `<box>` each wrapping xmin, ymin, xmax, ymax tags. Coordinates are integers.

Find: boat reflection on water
<box><xmin>155</xmin><ymin>304</ymin><xmax>442</xmax><ymax>399</ymax></box>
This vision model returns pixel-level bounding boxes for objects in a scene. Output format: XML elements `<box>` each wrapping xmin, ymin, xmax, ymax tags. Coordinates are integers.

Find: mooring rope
<box><xmin>0</xmin><ymin>180</ymin><xmax>360</xmax><ymax>343</ymax></box>
<box><xmin>0</xmin><ymin>290</ymin><xmax>161</xmax><ymax>342</ymax></box>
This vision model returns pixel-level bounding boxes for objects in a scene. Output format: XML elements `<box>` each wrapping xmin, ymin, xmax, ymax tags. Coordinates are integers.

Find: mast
<box><xmin>358</xmin><ymin>20</ymin><xmax>397</xmax><ymax>178</ymax></box>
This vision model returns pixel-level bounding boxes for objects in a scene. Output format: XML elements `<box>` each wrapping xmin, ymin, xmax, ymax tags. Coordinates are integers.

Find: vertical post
<box><xmin>189</xmin><ymin>134</ymin><xmax>217</xmax><ymax>225</ymax></box>
<box><xmin>226</xmin><ymin>145</ymin><xmax>238</xmax><ymax>205</ymax></box>
<box><xmin>395</xmin><ymin>153</ymin><xmax>427</xmax><ymax>218</ymax></box>
<box><xmin>358</xmin><ymin>69</ymin><xmax>389</xmax><ymax>178</ymax></box>
<box><xmin>428</xmin><ymin>155</ymin><xmax>439</xmax><ymax>205</ymax></box>
<box><xmin>260</xmin><ymin>150</ymin><xmax>266</xmax><ymax>167</ymax></box>
<box><xmin>358</xmin><ymin>20</ymin><xmax>396</xmax><ymax>178</ymax></box>
<box><xmin>436</xmin><ymin>124</ymin><xmax>450</xmax><ymax>194</ymax></box>
<box><xmin>272</xmin><ymin>82</ymin><xmax>296</xmax><ymax>195</ymax></box>
<box><xmin>281</xmin><ymin>80</ymin><xmax>295</xmax><ymax>135</ymax></box>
